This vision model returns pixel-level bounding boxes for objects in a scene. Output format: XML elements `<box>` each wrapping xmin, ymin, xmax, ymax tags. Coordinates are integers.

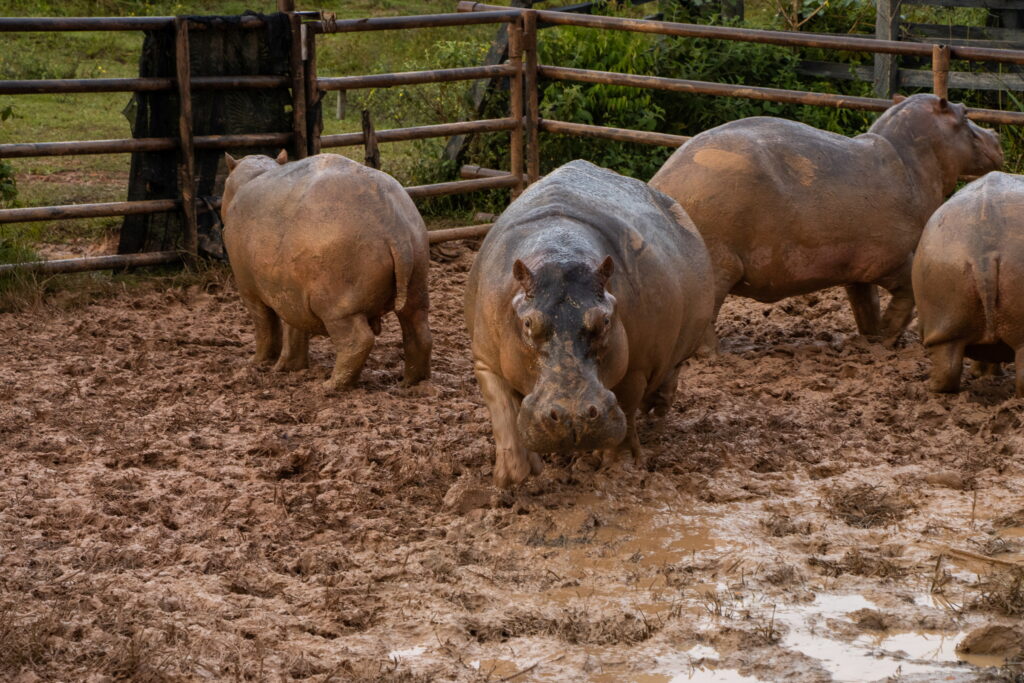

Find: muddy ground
<box><xmin>1</xmin><ymin>243</ymin><xmax>1023</xmax><ymax>682</ymax></box>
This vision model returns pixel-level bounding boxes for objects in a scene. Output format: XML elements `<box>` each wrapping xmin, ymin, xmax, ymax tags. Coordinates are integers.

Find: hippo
<box><xmin>913</xmin><ymin>172</ymin><xmax>1024</xmax><ymax>396</ymax></box>
<box><xmin>649</xmin><ymin>94</ymin><xmax>1003</xmax><ymax>347</ymax></box>
<box><xmin>465</xmin><ymin>160</ymin><xmax>714</xmax><ymax>488</ymax></box>
<box><xmin>221</xmin><ymin>152</ymin><xmax>431</xmax><ymax>389</ymax></box>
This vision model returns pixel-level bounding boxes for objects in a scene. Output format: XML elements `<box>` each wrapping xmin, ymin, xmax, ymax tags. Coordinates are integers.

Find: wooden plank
<box><xmin>903</xmin><ymin>0</ymin><xmax>1024</xmax><ymax>9</ymax></box>
<box><xmin>875</xmin><ymin>0</ymin><xmax>902</xmax><ymax>97</ymax></box>
<box><xmin>798</xmin><ymin>59</ymin><xmax>1024</xmax><ymax>90</ymax></box>
<box><xmin>174</xmin><ymin>17</ymin><xmax>198</xmax><ymax>261</ymax></box>
<box><xmin>904</xmin><ymin>21</ymin><xmax>1024</xmax><ymax>43</ymax></box>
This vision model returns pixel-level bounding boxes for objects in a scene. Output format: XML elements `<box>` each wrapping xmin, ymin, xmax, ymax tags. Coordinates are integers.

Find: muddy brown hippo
<box><xmin>465</xmin><ymin>160</ymin><xmax>714</xmax><ymax>488</ymax></box>
<box><xmin>222</xmin><ymin>152</ymin><xmax>431</xmax><ymax>389</ymax></box>
<box><xmin>649</xmin><ymin>94</ymin><xmax>1003</xmax><ymax>347</ymax></box>
<box><xmin>913</xmin><ymin>172</ymin><xmax>1024</xmax><ymax>395</ymax></box>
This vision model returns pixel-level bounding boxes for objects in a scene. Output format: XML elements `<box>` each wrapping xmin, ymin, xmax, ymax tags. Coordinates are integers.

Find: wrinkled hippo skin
<box><xmin>650</xmin><ymin>94</ymin><xmax>1003</xmax><ymax>347</ymax></box>
<box><xmin>465</xmin><ymin>160</ymin><xmax>714</xmax><ymax>488</ymax></box>
<box><xmin>222</xmin><ymin>152</ymin><xmax>431</xmax><ymax>390</ymax></box>
<box><xmin>913</xmin><ymin>171</ymin><xmax>1024</xmax><ymax>395</ymax></box>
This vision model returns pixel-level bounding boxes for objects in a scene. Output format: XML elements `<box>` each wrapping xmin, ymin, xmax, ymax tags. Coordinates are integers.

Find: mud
<box><xmin>1</xmin><ymin>242</ymin><xmax>1023</xmax><ymax>682</ymax></box>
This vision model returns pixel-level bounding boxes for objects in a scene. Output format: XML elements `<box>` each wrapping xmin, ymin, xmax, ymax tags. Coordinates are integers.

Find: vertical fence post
<box><xmin>362</xmin><ymin>110</ymin><xmax>380</xmax><ymax>169</ymax></box>
<box><xmin>932</xmin><ymin>44</ymin><xmax>950</xmax><ymax>99</ymax></box>
<box><xmin>173</xmin><ymin>17</ymin><xmax>198</xmax><ymax>262</ymax></box>
<box><xmin>508</xmin><ymin>17</ymin><xmax>525</xmax><ymax>197</ymax></box>
<box><xmin>304</xmin><ymin>22</ymin><xmax>322</xmax><ymax>155</ymax></box>
<box><xmin>523</xmin><ymin>10</ymin><xmax>540</xmax><ymax>185</ymax></box>
<box><xmin>285</xmin><ymin>8</ymin><xmax>308</xmax><ymax>159</ymax></box>
<box><xmin>874</xmin><ymin>0</ymin><xmax>901</xmax><ymax>98</ymax></box>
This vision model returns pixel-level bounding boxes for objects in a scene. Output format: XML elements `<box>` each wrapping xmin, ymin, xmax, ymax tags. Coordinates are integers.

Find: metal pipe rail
<box><xmin>0</xmin><ymin>133</ymin><xmax>294</xmax><ymax>159</ymax></box>
<box><xmin>0</xmin><ymin>16</ymin><xmax>266</xmax><ymax>31</ymax></box>
<box><xmin>457</xmin><ymin>1</ymin><xmax>1024</xmax><ymax>65</ymax></box>
<box><xmin>320</xmin><ymin>118</ymin><xmax>517</xmax><ymax>149</ymax></box>
<box><xmin>0</xmin><ymin>251</ymin><xmax>182</xmax><ymax>276</ymax></box>
<box><xmin>317</xmin><ymin>64</ymin><xmax>516</xmax><ymax>91</ymax></box>
<box><xmin>0</xmin><ymin>75</ymin><xmax>289</xmax><ymax>95</ymax></box>
<box><xmin>308</xmin><ymin>10</ymin><xmax>520</xmax><ymax>34</ymax></box>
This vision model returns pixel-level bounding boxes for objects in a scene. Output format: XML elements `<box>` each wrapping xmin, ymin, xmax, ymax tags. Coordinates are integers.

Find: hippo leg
<box><xmin>643</xmin><ymin>363</ymin><xmax>682</xmax><ymax>418</ymax></box>
<box><xmin>397</xmin><ymin>303</ymin><xmax>432</xmax><ymax>386</ymax></box>
<box><xmin>844</xmin><ymin>283</ymin><xmax>881</xmax><ymax>336</ymax></box>
<box><xmin>926</xmin><ymin>340</ymin><xmax>966</xmax><ymax>393</ymax></box>
<box><xmin>599</xmin><ymin>372</ymin><xmax>646</xmax><ymax>470</ymax></box>
<box><xmin>698</xmin><ymin>250</ymin><xmax>743</xmax><ymax>356</ymax></box>
<box><xmin>879</xmin><ymin>263</ymin><xmax>916</xmax><ymax>346</ymax></box>
<box><xmin>971</xmin><ymin>360</ymin><xmax>1002</xmax><ymax>378</ymax></box>
<box><xmin>242</xmin><ymin>296</ymin><xmax>282</xmax><ymax>365</ymax></box>
<box><xmin>1016</xmin><ymin>347</ymin><xmax>1024</xmax><ymax>398</ymax></box>
<box><xmin>474</xmin><ymin>361</ymin><xmax>534</xmax><ymax>488</ymax></box>
<box><xmin>273</xmin><ymin>323</ymin><xmax>310</xmax><ymax>372</ymax></box>
<box><xmin>322</xmin><ymin>314</ymin><xmax>375</xmax><ymax>390</ymax></box>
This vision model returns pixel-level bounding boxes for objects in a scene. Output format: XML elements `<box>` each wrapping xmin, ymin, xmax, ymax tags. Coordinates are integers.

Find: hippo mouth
<box><xmin>517</xmin><ymin>402</ymin><xmax>627</xmax><ymax>454</ymax></box>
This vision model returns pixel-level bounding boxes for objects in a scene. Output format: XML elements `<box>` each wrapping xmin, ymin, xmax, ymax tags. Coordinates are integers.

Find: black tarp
<box><xmin>119</xmin><ymin>11</ymin><xmax>295</xmax><ymax>256</ymax></box>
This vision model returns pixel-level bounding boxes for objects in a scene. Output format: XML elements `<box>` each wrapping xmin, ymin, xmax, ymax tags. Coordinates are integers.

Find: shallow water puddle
<box><xmin>772</xmin><ymin>593</ymin><xmax>992</xmax><ymax>681</ymax></box>
<box><xmin>594</xmin><ymin>646</ymin><xmax>763</xmax><ymax>683</ymax></box>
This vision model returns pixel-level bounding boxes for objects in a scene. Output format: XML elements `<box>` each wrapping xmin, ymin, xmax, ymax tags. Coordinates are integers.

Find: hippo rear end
<box><xmin>912</xmin><ymin>171</ymin><xmax>1024</xmax><ymax>395</ymax></box>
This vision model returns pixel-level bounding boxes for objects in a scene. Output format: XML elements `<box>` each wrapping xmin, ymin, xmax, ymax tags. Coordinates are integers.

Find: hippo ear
<box><xmin>224</xmin><ymin>153</ymin><xmax>238</xmax><ymax>172</ymax></box>
<box><xmin>275</xmin><ymin>149</ymin><xmax>288</xmax><ymax>165</ymax></box>
<box><xmin>513</xmin><ymin>259</ymin><xmax>534</xmax><ymax>295</ymax></box>
<box><xmin>892</xmin><ymin>93</ymin><xmax>907</xmax><ymax>104</ymax></box>
<box><xmin>596</xmin><ymin>256</ymin><xmax>614</xmax><ymax>290</ymax></box>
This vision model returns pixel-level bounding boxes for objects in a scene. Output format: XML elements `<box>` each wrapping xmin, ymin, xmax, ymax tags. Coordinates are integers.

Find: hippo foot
<box><xmin>493</xmin><ymin>448</ymin><xmax>532</xmax><ymax>489</ymax></box>
<box><xmin>322</xmin><ymin>376</ymin><xmax>356</xmax><ymax>392</ymax></box>
<box><xmin>401</xmin><ymin>369</ymin><xmax>431</xmax><ymax>387</ymax></box>
<box><xmin>528</xmin><ymin>451</ymin><xmax>544</xmax><ymax>475</ymax></box>
<box><xmin>971</xmin><ymin>361</ymin><xmax>1002</xmax><ymax>378</ymax></box>
<box><xmin>273</xmin><ymin>358</ymin><xmax>309</xmax><ymax>372</ymax></box>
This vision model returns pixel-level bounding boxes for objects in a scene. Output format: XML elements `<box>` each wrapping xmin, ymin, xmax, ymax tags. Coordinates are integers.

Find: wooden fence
<box><xmin>3</xmin><ymin>1</ymin><xmax>1024</xmax><ymax>276</ymax></box>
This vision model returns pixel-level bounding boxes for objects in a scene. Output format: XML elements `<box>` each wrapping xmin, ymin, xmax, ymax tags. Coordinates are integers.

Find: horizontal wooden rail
<box><xmin>320</xmin><ymin>118</ymin><xmax>517</xmax><ymax>149</ymax></box>
<box><xmin>0</xmin><ymin>132</ymin><xmax>293</xmax><ymax>159</ymax></box>
<box><xmin>310</xmin><ymin>10</ymin><xmax>520</xmax><ymax>34</ymax></box>
<box><xmin>405</xmin><ymin>174</ymin><xmax>519</xmax><ymax>199</ymax></box>
<box><xmin>318</xmin><ymin>65</ymin><xmax>517</xmax><ymax>92</ymax></box>
<box><xmin>0</xmin><ymin>251</ymin><xmax>182</xmax><ymax>276</ymax></box>
<box><xmin>0</xmin><ymin>75</ymin><xmax>289</xmax><ymax>95</ymax></box>
<box><xmin>428</xmin><ymin>223</ymin><xmax>493</xmax><ymax>243</ymax></box>
<box><xmin>540</xmin><ymin>65</ymin><xmax>892</xmax><ymax>111</ymax></box>
<box><xmin>0</xmin><ymin>16</ymin><xmax>266</xmax><ymax>32</ymax></box>
<box><xmin>460</xmin><ymin>165</ymin><xmax>510</xmax><ymax>178</ymax></box>
<box><xmin>539</xmin><ymin>119</ymin><xmax>691</xmax><ymax>146</ymax></box>
<box><xmin>0</xmin><ymin>199</ymin><xmax>178</xmax><ymax>225</ymax></box>
<box><xmin>458</xmin><ymin>1</ymin><xmax>1024</xmax><ymax>65</ymax></box>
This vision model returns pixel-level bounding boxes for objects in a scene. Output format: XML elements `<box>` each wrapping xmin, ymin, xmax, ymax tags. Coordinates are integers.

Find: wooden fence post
<box><xmin>362</xmin><ymin>110</ymin><xmax>380</xmax><ymax>169</ymax></box>
<box><xmin>932</xmin><ymin>44</ymin><xmax>950</xmax><ymax>99</ymax></box>
<box><xmin>304</xmin><ymin>22</ymin><xmax>322</xmax><ymax>155</ymax></box>
<box><xmin>285</xmin><ymin>8</ymin><xmax>308</xmax><ymax>159</ymax></box>
<box><xmin>874</xmin><ymin>0</ymin><xmax>901</xmax><ymax>98</ymax></box>
<box><xmin>174</xmin><ymin>17</ymin><xmax>198</xmax><ymax>262</ymax></box>
<box><xmin>508</xmin><ymin>17</ymin><xmax>525</xmax><ymax>197</ymax></box>
<box><xmin>524</xmin><ymin>10</ymin><xmax>540</xmax><ymax>184</ymax></box>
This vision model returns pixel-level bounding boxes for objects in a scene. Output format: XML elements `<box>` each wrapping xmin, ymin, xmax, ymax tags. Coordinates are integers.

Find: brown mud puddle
<box><xmin>2</xmin><ymin>244</ymin><xmax>1023</xmax><ymax>681</ymax></box>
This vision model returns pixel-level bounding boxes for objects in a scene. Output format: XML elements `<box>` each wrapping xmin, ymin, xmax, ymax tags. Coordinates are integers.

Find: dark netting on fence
<box><xmin>119</xmin><ymin>11</ymin><xmax>294</xmax><ymax>257</ymax></box>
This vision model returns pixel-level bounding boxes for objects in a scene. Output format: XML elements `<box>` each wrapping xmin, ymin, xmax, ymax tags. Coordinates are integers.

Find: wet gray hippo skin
<box><xmin>913</xmin><ymin>171</ymin><xmax>1024</xmax><ymax>395</ymax></box>
<box><xmin>649</xmin><ymin>94</ymin><xmax>1003</xmax><ymax>347</ymax></box>
<box><xmin>222</xmin><ymin>152</ymin><xmax>432</xmax><ymax>390</ymax></box>
<box><xmin>465</xmin><ymin>160</ymin><xmax>714</xmax><ymax>489</ymax></box>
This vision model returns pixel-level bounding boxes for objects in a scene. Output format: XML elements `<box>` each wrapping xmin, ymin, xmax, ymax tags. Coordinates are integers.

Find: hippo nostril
<box><xmin>549</xmin><ymin>409</ymin><xmax>560</xmax><ymax>423</ymax></box>
<box><xmin>587</xmin><ymin>404</ymin><xmax>599</xmax><ymax>419</ymax></box>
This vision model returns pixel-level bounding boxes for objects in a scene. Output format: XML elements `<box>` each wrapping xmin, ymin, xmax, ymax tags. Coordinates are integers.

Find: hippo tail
<box><xmin>969</xmin><ymin>253</ymin><xmax>1000</xmax><ymax>344</ymax></box>
<box><xmin>387</xmin><ymin>234</ymin><xmax>414</xmax><ymax>313</ymax></box>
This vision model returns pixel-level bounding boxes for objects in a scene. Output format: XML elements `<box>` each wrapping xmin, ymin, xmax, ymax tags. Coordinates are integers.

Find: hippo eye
<box><xmin>603</xmin><ymin>315</ymin><xmax>611</xmax><ymax>328</ymax></box>
<box><xmin>524</xmin><ymin>319</ymin><xmax>532</xmax><ymax>329</ymax></box>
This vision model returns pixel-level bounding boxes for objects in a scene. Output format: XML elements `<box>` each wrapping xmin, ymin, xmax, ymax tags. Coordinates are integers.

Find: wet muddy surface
<box><xmin>1</xmin><ymin>242</ymin><xmax>1023</xmax><ymax>681</ymax></box>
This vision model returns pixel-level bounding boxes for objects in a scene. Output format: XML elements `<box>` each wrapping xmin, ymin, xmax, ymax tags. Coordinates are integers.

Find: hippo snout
<box><xmin>518</xmin><ymin>386</ymin><xmax>626</xmax><ymax>453</ymax></box>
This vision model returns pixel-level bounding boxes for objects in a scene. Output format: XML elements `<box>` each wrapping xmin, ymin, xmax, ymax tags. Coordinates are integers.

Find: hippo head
<box><xmin>221</xmin><ymin>150</ymin><xmax>289</xmax><ymax>215</ymax></box>
<box><xmin>874</xmin><ymin>95</ymin><xmax>1003</xmax><ymax>192</ymax></box>
<box><xmin>512</xmin><ymin>256</ymin><xmax>628</xmax><ymax>453</ymax></box>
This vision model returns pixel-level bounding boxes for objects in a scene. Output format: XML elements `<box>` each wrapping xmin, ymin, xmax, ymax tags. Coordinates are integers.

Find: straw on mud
<box><xmin>927</xmin><ymin>544</ymin><xmax>1024</xmax><ymax>569</ymax></box>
